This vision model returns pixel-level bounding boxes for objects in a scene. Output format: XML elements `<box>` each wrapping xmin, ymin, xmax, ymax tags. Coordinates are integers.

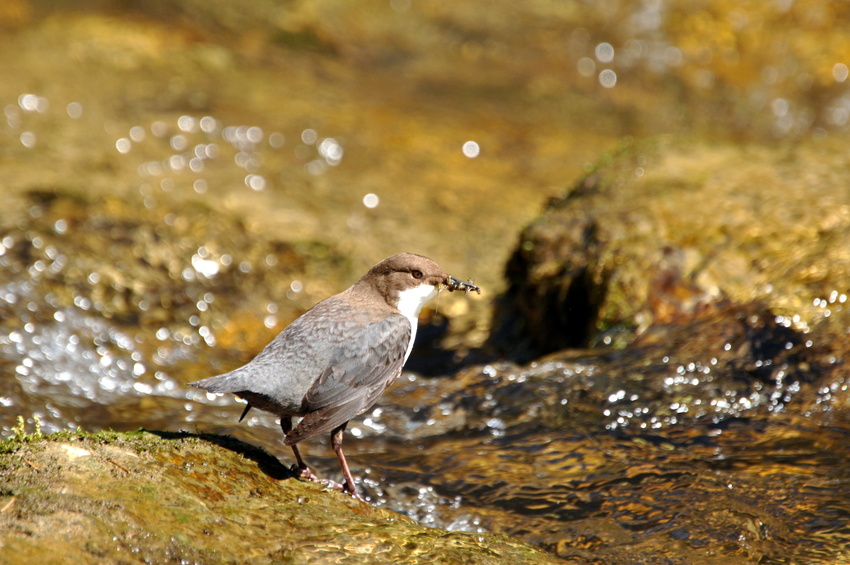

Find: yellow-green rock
<box><xmin>0</xmin><ymin>430</ymin><xmax>560</xmax><ymax>565</ymax></box>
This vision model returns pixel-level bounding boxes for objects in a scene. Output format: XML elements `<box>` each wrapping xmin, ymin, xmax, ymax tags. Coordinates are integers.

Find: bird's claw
<box><xmin>342</xmin><ymin>481</ymin><xmax>365</xmax><ymax>502</ymax></box>
<box><xmin>321</xmin><ymin>478</ymin><xmax>366</xmax><ymax>502</ymax></box>
<box><xmin>291</xmin><ymin>464</ymin><xmax>320</xmax><ymax>482</ymax></box>
<box><xmin>292</xmin><ymin>466</ymin><xmax>365</xmax><ymax>501</ymax></box>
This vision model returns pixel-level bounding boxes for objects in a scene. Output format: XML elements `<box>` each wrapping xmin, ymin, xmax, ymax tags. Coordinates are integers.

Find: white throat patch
<box><xmin>395</xmin><ymin>284</ymin><xmax>440</xmax><ymax>364</ymax></box>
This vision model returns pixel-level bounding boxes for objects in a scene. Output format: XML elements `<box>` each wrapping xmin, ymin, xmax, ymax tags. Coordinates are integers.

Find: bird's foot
<box><xmin>321</xmin><ymin>478</ymin><xmax>345</xmax><ymax>492</ymax></box>
<box><xmin>290</xmin><ymin>465</ymin><xmax>365</xmax><ymax>502</ymax></box>
<box><xmin>315</xmin><ymin>478</ymin><xmax>365</xmax><ymax>502</ymax></box>
<box><xmin>342</xmin><ymin>480</ymin><xmax>365</xmax><ymax>502</ymax></box>
<box><xmin>291</xmin><ymin>464</ymin><xmax>321</xmax><ymax>482</ymax></box>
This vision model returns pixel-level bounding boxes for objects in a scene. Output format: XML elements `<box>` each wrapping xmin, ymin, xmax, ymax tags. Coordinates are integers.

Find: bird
<box><xmin>189</xmin><ymin>253</ymin><xmax>479</xmax><ymax>500</ymax></box>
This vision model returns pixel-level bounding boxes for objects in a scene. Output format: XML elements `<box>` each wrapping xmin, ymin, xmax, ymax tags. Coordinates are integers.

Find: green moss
<box><xmin>0</xmin><ymin>429</ymin><xmax>560</xmax><ymax>564</ymax></box>
<box><xmin>271</xmin><ymin>27</ymin><xmax>338</xmax><ymax>54</ymax></box>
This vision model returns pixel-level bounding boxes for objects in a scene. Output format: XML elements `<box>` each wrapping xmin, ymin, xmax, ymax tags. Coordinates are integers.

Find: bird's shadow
<box><xmin>146</xmin><ymin>429</ymin><xmax>295</xmax><ymax>481</ymax></box>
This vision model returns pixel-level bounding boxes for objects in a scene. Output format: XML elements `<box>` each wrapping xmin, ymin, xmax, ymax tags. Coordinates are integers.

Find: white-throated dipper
<box><xmin>189</xmin><ymin>253</ymin><xmax>479</xmax><ymax>500</ymax></box>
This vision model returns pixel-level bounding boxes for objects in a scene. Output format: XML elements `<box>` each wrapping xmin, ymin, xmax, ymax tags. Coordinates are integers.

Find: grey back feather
<box><xmin>190</xmin><ymin>291</ymin><xmax>412</xmax><ymax>433</ymax></box>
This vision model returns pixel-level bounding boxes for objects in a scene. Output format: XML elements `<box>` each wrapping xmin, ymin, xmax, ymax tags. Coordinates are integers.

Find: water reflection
<box><xmin>2</xmin><ymin>307</ymin><xmax>180</xmax><ymax>422</ymax></box>
<box><xmin>119</xmin><ymin>113</ymin><xmax>346</xmax><ymax>201</ymax></box>
<box><xmin>0</xmin><ymin>185</ymin><xmax>341</xmax><ymax>438</ymax></box>
<box><xmin>3</xmin><ymin>2</ymin><xmax>850</xmax><ymax>562</ymax></box>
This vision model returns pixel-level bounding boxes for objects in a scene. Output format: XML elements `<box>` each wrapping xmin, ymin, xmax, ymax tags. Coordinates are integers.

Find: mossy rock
<box><xmin>492</xmin><ymin>136</ymin><xmax>850</xmax><ymax>360</ymax></box>
<box><xmin>0</xmin><ymin>429</ymin><xmax>560</xmax><ymax>565</ymax></box>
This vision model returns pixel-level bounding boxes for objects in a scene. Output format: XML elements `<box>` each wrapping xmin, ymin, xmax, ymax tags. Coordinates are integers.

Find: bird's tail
<box><xmin>189</xmin><ymin>370</ymin><xmax>254</xmax><ymax>423</ymax></box>
<box><xmin>188</xmin><ymin>369</ymin><xmax>248</xmax><ymax>393</ymax></box>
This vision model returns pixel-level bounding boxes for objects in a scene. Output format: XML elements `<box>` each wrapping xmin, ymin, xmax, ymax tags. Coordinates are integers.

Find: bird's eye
<box><xmin>411</xmin><ymin>269</ymin><xmax>423</xmax><ymax>279</ymax></box>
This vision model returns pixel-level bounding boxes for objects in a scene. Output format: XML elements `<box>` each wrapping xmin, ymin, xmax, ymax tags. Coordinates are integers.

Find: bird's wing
<box><xmin>285</xmin><ymin>313</ymin><xmax>411</xmax><ymax>444</ymax></box>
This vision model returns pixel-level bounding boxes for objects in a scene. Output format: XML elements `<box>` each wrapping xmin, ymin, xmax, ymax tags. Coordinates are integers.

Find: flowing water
<box><xmin>3</xmin><ymin>2</ymin><xmax>850</xmax><ymax>563</ymax></box>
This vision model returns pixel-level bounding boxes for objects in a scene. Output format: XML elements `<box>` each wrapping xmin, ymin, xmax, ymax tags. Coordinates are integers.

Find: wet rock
<box><xmin>357</xmin><ymin>303</ymin><xmax>850</xmax><ymax>564</ymax></box>
<box><xmin>492</xmin><ymin>136</ymin><xmax>850</xmax><ymax>361</ymax></box>
<box><xmin>0</xmin><ymin>429</ymin><xmax>560</xmax><ymax>565</ymax></box>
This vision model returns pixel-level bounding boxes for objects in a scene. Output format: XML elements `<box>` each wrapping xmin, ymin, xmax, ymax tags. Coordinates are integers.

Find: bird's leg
<box><xmin>331</xmin><ymin>423</ymin><xmax>364</xmax><ymax>502</ymax></box>
<box><xmin>281</xmin><ymin>417</ymin><xmax>319</xmax><ymax>482</ymax></box>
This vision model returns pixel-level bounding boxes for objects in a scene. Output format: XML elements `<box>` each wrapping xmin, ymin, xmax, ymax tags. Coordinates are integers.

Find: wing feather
<box><xmin>285</xmin><ymin>314</ymin><xmax>411</xmax><ymax>443</ymax></box>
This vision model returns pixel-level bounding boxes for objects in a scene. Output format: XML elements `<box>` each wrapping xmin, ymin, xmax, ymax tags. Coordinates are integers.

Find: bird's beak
<box><xmin>446</xmin><ymin>276</ymin><xmax>480</xmax><ymax>295</ymax></box>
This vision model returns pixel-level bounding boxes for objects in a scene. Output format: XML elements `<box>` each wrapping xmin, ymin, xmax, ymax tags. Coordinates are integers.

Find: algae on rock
<box><xmin>0</xmin><ymin>429</ymin><xmax>560</xmax><ymax>565</ymax></box>
<box><xmin>492</xmin><ymin>136</ymin><xmax>850</xmax><ymax>360</ymax></box>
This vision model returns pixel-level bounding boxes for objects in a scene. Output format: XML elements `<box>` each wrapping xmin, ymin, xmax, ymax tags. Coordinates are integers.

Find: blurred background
<box><xmin>3</xmin><ymin>1</ymin><xmax>850</xmax><ymax>562</ymax></box>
